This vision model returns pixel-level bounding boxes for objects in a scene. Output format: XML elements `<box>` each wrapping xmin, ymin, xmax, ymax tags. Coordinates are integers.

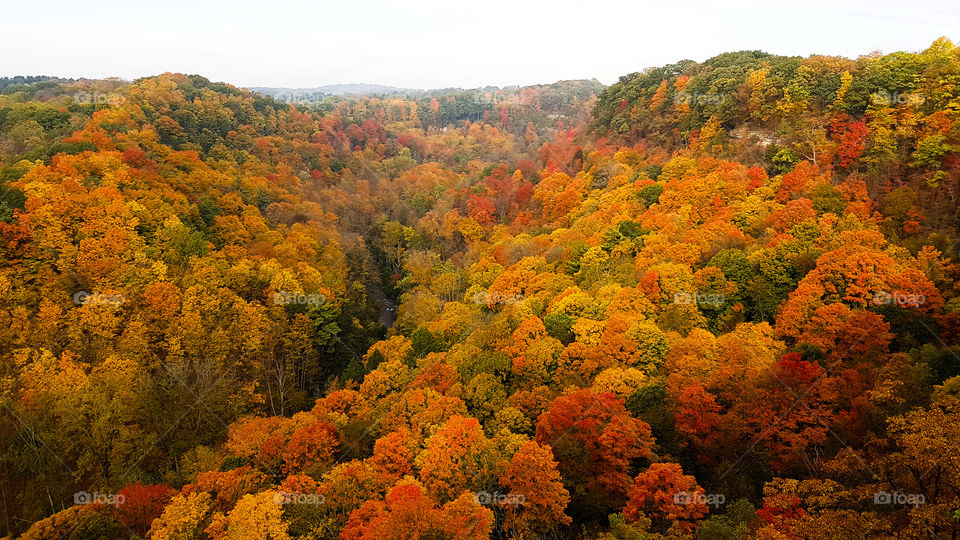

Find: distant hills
<box><xmin>2</xmin><ymin>76</ymin><xmax>605</xmax><ymax>106</ymax></box>
<box><xmin>250</xmin><ymin>83</ymin><xmax>415</xmax><ymax>101</ymax></box>
<box><xmin>250</xmin><ymin>80</ymin><xmax>605</xmax><ymax>104</ymax></box>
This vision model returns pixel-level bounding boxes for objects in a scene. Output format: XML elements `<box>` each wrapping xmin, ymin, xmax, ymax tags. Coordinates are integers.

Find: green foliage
<box><xmin>366</xmin><ymin>349</ymin><xmax>386</xmax><ymax>371</ymax></box>
<box><xmin>602</xmin><ymin>513</ymin><xmax>655</xmax><ymax>539</ymax></box>
<box><xmin>219</xmin><ymin>456</ymin><xmax>253</xmax><ymax>471</ymax></box>
<box><xmin>544</xmin><ymin>312</ymin><xmax>575</xmax><ymax>344</ymax></box>
<box><xmin>911</xmin><ymin>133</ymin><xmax>952</xmax><ymax>168</ymax></box>
<box><xmin>0</xmin><ymin>184</ymin><xmax>26</xmax><ymax>221</ymax></box>
<box><xmin>343</xmin><ymin>355</ymin><xmax>367</xmax><ymax>383</ymax></box>
<box><xmin>307</xmin><ymin>302</ymin><xmax>343</xmax><ymax>353</ymax></box>
<box><xmin>157</xmin><ymin>222</ymin><xmax>209</xmax><ymax>265</ymax></box>
<box><xmin>409</xmin><ymin>327</ymin><xmax>448</xmax><ymax>361</ymax></box>
<box><xmin>563</xmin><ymin>242</ymin><xmax>590</xmax><ymax>275</ymax></box>
<box><xmin>811</xmin><ymin>183</ymin><xmax>846</xmax><ymax>215</ymax></box>
<box><xmin>196</xmin><ymin>197</ymin><xmax>222</xmax><ymax>228</ymax></box>
<box><xmin>643</xmin><ymin>164</ymin><xmax>663</xmax><ymax>180</ymax></box>
<box><xmin>914</xmin><ymin>344</ymin><xmax>960</xmax><ymax>385</ymax></box>
<box><xmin>626</xmin><ymin>382</ymin><xmax>677</xmax><ymax>453</ymax></box>
<box><xmin>769</xmin><ymin>147</ymin><xmax>799</xmax><ymax>174</ymax></box>
<box><xmin>636</xmin><ymin>183</ymin><xmax>663</xmax><ymax>206</ymax></box>
<box><xmin>709</xmin><ymin>249</ymin><xmax>753</xmax><ymax>290</ymax></box>
<box><xmin>69</xmin><ymin>512</ymin><xmax>121</xmax><ymax>540</ymax></box>
<box><xmin>695</xmin><ymin>499</ymin><xmax>756</xmax><ymax>540</ymax></box>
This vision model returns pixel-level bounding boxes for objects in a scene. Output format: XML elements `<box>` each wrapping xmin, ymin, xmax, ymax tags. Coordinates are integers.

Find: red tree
<box><xmin>115</xmin><ymin>483</ymin><xmax>176</xmax><ymax>536</ymax></box>
<box><xmin>535</xmin><ymin>389</ymin><xmax>655</xmax><ymax>510</ymax></box>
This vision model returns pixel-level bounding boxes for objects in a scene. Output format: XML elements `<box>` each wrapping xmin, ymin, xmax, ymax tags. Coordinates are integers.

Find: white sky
<box><xmin>1</xmin><ymin>0</ymin><xmax>957</xmax><ymax>90</ymax></box>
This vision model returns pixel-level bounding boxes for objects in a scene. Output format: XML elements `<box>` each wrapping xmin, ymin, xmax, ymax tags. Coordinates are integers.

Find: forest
<box><xmin>0</xmin><ymin>38</ymin><xmax>959</xmax><ymax>539</ymax></box>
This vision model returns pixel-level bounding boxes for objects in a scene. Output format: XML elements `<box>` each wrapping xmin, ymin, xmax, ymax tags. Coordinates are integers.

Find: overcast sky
<box><xmin>2</xmin><ymin>0</ymin><xmax>957</xmax><ymax>90</ymax></box>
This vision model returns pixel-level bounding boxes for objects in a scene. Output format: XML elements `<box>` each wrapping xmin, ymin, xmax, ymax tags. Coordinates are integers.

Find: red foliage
<box><xmin>114</xmin><ymin>483</ymin><xmax>175</xmax><ymax>536</ymax></box>
<box><xmin>623</xmin><ymin>463</ymin><xmax>708</xmax><ymax>531</ymax></box>
<box><xmin>776</xmin><ymin>161</ymin><xmax>820</xmax><ymax>202</ymax></box>
<box><xmin>535</xmin><ymin>389</ymin><xmax>654</xmax><ymax>504</ymax></box>
<box><xmin>466</xmin><ymin>194</ymin><xmax>497</xmax><ymax>224</ymax></box>
<box><xmin>674</xmin><ymin>384</ymin><xmax>722</xmax><ymax>459</ymax></box>
<box><xmin>834</xmin><ymin>119</ymin><xmax>869</xmax><ymax>167</ymax></box>
<box><xmin>282</xmin><ymin>420</ymin><xmax>340</xmax><ymax>473</ymax></box>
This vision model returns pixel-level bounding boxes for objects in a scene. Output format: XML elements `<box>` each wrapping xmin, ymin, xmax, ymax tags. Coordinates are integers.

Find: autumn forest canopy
<box><xmin>3</xmin><ymin>38</ymin><xmax>960</xmax><ymax>539</ymax></box>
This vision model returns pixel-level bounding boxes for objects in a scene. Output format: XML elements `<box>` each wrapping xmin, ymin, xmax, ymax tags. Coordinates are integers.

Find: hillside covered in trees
<box><xmin>0</xmin><ymin>38</ymin><xmax>959</xmax><ymax>539</ymax></box>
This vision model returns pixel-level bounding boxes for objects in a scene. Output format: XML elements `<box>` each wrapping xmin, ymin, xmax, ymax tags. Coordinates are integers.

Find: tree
<box><xmin>498</xmin><ymin>440</ymin><xmax>572</xmax><ymax>535</ymax></box>
<box><xmin>19</xmin><ymin>506</ymin><xmax>116</xmax><ymax>540</ymax></box>
<box><xmin>418</xmin><ymin>415</ymin><xmax>497</xmax><ymax>503</ymax></box>
<box><xmin>116</xmin><ymin>483</ymin><xmax>176</xmax><ymax>537</ymax></box>
<box><xmin>148</xmin><ymin>492</ymin><xmax>214</xmax><ymax>540</ymax></box>
<box><xmin>341</xmin><ymin>480</ymin><xmax>493</xmax><ymax>540</ymax></box>
<box><xmin>535</xmin><ymin>388</ymin><xmax>655</xmax><ymax>515</ymax></box>
<box><xmin>205</xmin><ymin>492</ymin><xmax>290</xmax><ymax>540</ymax></box>
<box><xmin>281</xmin><ymin>420</ymin><xmax>340</xmax><ymax>475</ymax></box>
<box><xmin>368</xmin><ymin>429</ymin><xmax>417</xmax><ymax>480</ymax></box>
<box><xmin>674</xmin><ymin>384</ymin><xmax>722</xmax><ymax>460</ymax></box>
<box><xmin>623</xmin><ymin>463</ymin><xmax>709</xmax><ymax>533</ymax></box>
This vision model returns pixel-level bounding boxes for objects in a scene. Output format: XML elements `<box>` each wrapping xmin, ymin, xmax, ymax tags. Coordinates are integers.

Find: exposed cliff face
<box><xmin>728</xmin><ymin>125</ymin><xmax>780</xmax><ymax>147</ymax></box>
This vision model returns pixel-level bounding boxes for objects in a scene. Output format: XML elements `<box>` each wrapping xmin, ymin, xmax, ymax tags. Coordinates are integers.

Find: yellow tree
<box><xmin>205</xmin><ymin>492</ymin><xmax>290</xmax><ymax>540</ymax></box>
<box><xmin>417</xmin><ymin>415</ymin><xmax>498</xmax><ymax>503</ymax></box>
<box><xmin>498</xmin><ymin>440</ymin><xmax>572</xmax><ymax>535</ymax></box>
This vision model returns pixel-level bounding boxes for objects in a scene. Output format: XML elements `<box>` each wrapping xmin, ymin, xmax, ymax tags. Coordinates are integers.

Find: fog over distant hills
<box><xmin>250</xmin><ymin>83</ymin><xmax>416</xmax><ymax>97</ymax></box>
